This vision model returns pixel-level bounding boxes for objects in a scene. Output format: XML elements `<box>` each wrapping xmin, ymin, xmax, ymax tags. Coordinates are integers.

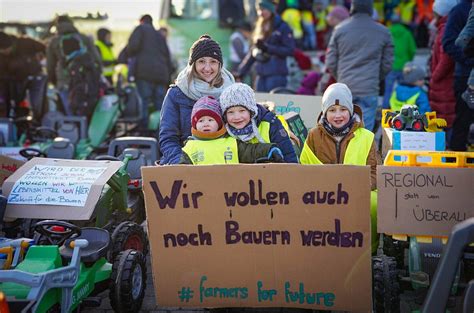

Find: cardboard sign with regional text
<box><xmin>377</xmin><ymin>166</ymin><xmax>474</xmax><ymax>236</ymax></box>
<box><xmin>2</xmin><ymin>158</ymin><xmax>123</xmax><ymax>220</ymax></box>
<box><xmin>142</xmin><ymin>164</ymin><xmax>371</xmax><ymax>311</ymax></box>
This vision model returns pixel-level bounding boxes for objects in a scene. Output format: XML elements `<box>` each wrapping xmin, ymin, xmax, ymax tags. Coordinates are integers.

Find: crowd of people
<box><xmin>0</xmin><ymin>0</ymin><xmax>473</xmax><ymax>162</ymax></box>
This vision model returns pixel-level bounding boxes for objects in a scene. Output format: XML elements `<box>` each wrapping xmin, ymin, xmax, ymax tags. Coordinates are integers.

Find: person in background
<box><xmin>127</xmin><ymin>14</ymin><xmax>173</xmax><ymax>125</ymax></box>
<box><xmin>0</xmin><ymin>32</ymin><xmax>46</xmax><ymax>119</ymax></box>
<box><xmin>382</xmin><ymin>13</ymin><xmax>417</xmax><ymax>110</ymax></box>
<box><xmin>46</xmin><ymin>15</ymin><xmax>102</xmax><ymax>116</ymax></box>
<box><xmin>429</xmin><ymin>0</ymin><xmax>458</xmax><ymax>147</ymax></box>
<box><xmin>442</xmin><ymin>0</ymin><xmax>474</xmax><ymax>151</ymax></box>
<box><xmin>237</xmin><ymin>0</ymin><xmax>296</xmax><ymax>92</ymax></box>
<box><xmin>326</xmin><ymin>0</ymin><xmax>393</xmax><ymax>131</ymax></box>
<box><xmin>325</xmin><ymin>5</ymin><xmax>350</xmax><ymax>47</ymax></box>
<box><xmin>180</xmin><ymin>96</ymin><xmax>284</xmax><ymax>164</ymax></box>
<box><xmin>229</xmin><ymin>21</ymin><xmax>252</xmax><ymax>76</ymax></box>
<box><xmin>219</xmin><ymin>83</ymin><xmax>298</xmax><ymax>163</ymax></box>
<box><xmin>159</xmin><ymin>35</ymin><xmax>235</xmax><ymax>164</ymax></box>
<box><xmin>95</xmin><ymin>28</ymin><xmax>116</xmax><ymax>86</ymax></box>
<box><xmin>390</xmin><ymin>62</ymin><xmax>430</xmax><ymax>114</ymax></box>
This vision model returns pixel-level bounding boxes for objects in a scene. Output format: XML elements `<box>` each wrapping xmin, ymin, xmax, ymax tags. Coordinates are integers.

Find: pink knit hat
<box><xmin>327</xmin><ymin>6</ymin><xmax>350</xmax><ymax>21</ymax></box>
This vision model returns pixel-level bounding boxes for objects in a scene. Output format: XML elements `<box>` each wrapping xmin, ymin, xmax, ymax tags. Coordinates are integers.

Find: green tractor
<box><xmin>0</xmin><ymin>219</ymin><xmax>147</xmax><ymax>313</ymax></box>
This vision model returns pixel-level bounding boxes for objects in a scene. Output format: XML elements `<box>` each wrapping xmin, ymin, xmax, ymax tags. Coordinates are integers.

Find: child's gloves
<box><xmin>268</xmin><ymin>147</ymin><xmax>284</xmax><ymax>163</ymax></box>
<box><xmin>256</xmin><ymin>39</ymin><xmax>268</xmax><ymax>52</ymax></box>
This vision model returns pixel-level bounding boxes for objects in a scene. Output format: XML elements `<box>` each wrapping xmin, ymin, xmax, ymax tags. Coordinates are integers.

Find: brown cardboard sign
<box><xmin>0</xmin><ymin>154</ymin><xmax>25</xmax><ymax>174</ymax></box>
<box><xmin>255</xmin><ymin>93</ymin><xmax>321</xmax><ymax>130</ymax></box>
<box><xmin>377</xmin><ymin>166</ymin><xmax>474</xmax><ymax>236</ymax></box>
<box><xmin>2</xmin><ymin>158</ymin><xmax>123</xmax><ymax>220</ymax></box>
<box><xmin>142</xmin><ymin>164</ymin><xmax>371</xmax><ymax>311</ymax></box>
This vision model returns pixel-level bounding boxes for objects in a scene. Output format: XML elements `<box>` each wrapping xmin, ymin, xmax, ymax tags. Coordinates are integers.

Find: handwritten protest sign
<box><xmin>255</xmin><ymin>93</ymin><xmax>321</xmax><ymax>130</ymax></box>
<box><xmin>3</xmin><ymin>158</ymin><xmax>123</xmax><ymax>220</ymax></box>
<box><xmin>377</xmin><ymin>166</ymin><xmax>474</xmax><ymax>236</ymax></box>
<box><xmin>142</xmin><ymin>164</ymin><xmax>371</xmax><ymax>311</ymax></box>
<box><xmin>7</xmin><ymin>164</ymin><xmax>107</xmax><ymax>207</ymax></box>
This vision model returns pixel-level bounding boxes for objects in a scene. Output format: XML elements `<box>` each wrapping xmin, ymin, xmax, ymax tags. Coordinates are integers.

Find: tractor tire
<box><xmin>411</xmin><ymin>119</ymin><xmax>424</xmax><ymax>131</ymax></box>
<box><xmin>382</xmin><ymin>235</ymin><xmax>407</xmax><ymax>270</ymax></box>
<box><xmin>373</xmin><ymin>255</ymin><xmax>400</xmax><ymax>313</ymax></box>
<box><xmin>109</xmin><ymin>221</ymin><xmax>148</xmax><ymax>262</ymax></box>
<box><xmin>109</xmin><ymin>249</ymin><xmax>147</xmax><ymax>313</ymax></box>
<box><xmin>392</xmin><ymin>116</ymin><xmax>405</xmax><ymax>131</ymax></box>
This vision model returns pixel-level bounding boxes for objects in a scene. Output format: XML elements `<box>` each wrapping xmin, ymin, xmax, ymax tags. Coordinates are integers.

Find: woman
<box><xmin>237</xmin><ymin>0</ymin><xmax>296</xmax><ymax>92</ymax></box>
<box><xmin>159</xmin><ymin>35</ymin><xmax>235</xmax><ymax>164</ymax></box>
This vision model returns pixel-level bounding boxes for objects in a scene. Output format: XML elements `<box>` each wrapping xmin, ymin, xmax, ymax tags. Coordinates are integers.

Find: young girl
<box><xmin>159</xmin><ymin>35</ymin><xmax>235</xmax><ymax>164</ymax></box>
<box><xmin>219</xmin><ymin>83</ymin><xmax>298</xmax><ymax>163</ymax></box>
<box><xmin>180</xmin><ymin>96</ymin><xmax>283</xmax><ymax>164</ymax></box>
<box><xmin>300</xmin><ymin>83</ymin><xmax>379</xmax><ymax>189</ymax></box>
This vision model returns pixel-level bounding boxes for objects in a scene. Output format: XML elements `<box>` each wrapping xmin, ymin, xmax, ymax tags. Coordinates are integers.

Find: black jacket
<box><xmin>127</xmin><ymin>22</ymin><xmax>173</xmax><ymax>85</ymax></box>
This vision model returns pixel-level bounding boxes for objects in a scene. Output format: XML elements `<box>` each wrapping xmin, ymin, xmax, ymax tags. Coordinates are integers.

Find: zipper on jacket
<box><xmin>336</xmin><ymin>141</ymin><xmax>341</xmax><ymax>164</ymax></box>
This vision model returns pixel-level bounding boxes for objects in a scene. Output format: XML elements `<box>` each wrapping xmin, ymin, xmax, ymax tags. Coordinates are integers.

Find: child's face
<box><xmin>326</xmin><ymin>105</ymin><xmax>351</xmax><ymax>128</ymax></box>
<box><xmin>195</xmin><ymin>57</ymin><xmax>220</xmax><ymax>83</ymax></box>
<box><xmin>196</xmin><ymin>116</ymin><xmax>219</xmax><ymax>132</ymax></box>
<box><xmin>225</xmin><ymin>106</ymin><xmax>251</xmax><ymax>129</ymax></box>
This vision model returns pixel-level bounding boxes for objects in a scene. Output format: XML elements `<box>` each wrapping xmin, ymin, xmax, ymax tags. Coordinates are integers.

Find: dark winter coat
<box><xmin>429</xmin><ymin>16</ymin><xmax>456</xmax><ymax>127</ymax></box>
<box><xmin>127</xmin><ymin>22</ymin><xmax>173</xmax><ymax>85</ymax></box>
<box><xmin>238</xmin><ymin>15</ymin><xmax>295</xmax><ymax>78</ymax></box>
<box><xmin>5</xmin><ymin>36</ymin><xmax>45</xmax><ymax>81</ymax></box>
<box><xmin>442</xmin><ymin>0</ymin><xmax>474</xmax><ymax>77</ymax></box>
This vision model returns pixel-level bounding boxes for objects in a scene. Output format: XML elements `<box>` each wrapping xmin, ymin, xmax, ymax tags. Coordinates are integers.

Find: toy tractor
<box><xmin>0</xmin><ymin>220</ymin><xmax>147</xmax><ymax>313</ymax></box>
<box><xmin>382</xmin><ymin>105</ymin><xmax>447</xmax><ymax>132</ymax></box>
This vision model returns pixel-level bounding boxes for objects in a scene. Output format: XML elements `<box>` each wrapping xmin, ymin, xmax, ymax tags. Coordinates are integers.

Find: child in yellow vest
<box><xmin>300</xmin><ymin>83</ymin><xmax>380</xmax><ymax>190</ymax></box>
<box><xmin>180</xmin><ymin>96</ymin><xmax>284</xmax><ymax>164</ymax></box>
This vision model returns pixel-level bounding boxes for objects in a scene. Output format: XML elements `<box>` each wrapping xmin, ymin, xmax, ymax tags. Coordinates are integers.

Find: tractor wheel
<box><xmin>411</xmin><ymin>119</ymin><xmax>424</xmax><ymax>131</ymax></box>
<box><xmin>392</xmin><ymin>117</ymin><xmax>405</xmax><ymax>131</ymax></box>
<box><xmin>373</xmin><ymin>255</ymin><xmax>400</xmax><ymax>313</ymax></box>
<box><xmin>382</xmin><ymin>235</ymin><xmax>407</xmax><ymax>270</ymax></box>
<box><xmin>109</xmin><ymin>221</ymin><xmax>148</xmax><ymax>262</ymax></box>
<box><xmin>109</xmin><ymin>249</ymin><xmax>147</xmax><ymax>313</ymax></box>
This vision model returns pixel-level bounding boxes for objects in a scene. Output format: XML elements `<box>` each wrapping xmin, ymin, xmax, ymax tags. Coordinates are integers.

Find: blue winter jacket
<box><xmin>158</xmin><ymin>86</ymin><xmax>298</xmax><ymax>164</ymax></box>
<box><xmin>442</xmin><ymin>0</ymin><xmax>474</xmax><ymax>77</ymax></box>
<box><xmin>159</xmin><ymin>86</ymin><xmax>195</xmax><ymax>164</ymax></box>
<box><xmin>392</xmin><ymin>84</ymin><xmax>431</xmax><ymax>115</ymax></box>
<box><xmin>255</xmin><ymin>105</ymin><xmax>298</xmax><ymax>163</ymax></box>
<box><xmin>238</xmin><ymin>15</ymin><xmax>295</xmax><ymax>78</ymax></box>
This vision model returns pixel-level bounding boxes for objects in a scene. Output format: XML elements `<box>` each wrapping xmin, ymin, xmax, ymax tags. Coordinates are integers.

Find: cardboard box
<box><xmin>381</xmin><ymin>128</ymin><xmax>445</xmax><ymax>160</ymax></box>
<box><xmin>142</xmin><ymin>164</ymin><xmax>372</xmax><ymax>311</ymax></box>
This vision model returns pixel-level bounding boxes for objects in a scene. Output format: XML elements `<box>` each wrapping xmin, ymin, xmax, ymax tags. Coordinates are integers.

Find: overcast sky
<box><xmin>0</xmin><ymin>0</ymin><xmax>161</xmax><ymax>26</ymax></box>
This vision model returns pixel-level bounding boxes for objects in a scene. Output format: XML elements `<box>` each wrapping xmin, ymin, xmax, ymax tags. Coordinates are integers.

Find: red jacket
<box><xmin>429</xmin><ymin>16</ymin><xmax>456</xmax><ymax>128</ymax></box>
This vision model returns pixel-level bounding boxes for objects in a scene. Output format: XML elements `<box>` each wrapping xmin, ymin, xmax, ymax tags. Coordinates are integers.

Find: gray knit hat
<box><xmin>322</xmin><ymin>83</ymin><xmax>354</xmax><ymax>116</ymax></box>
<box><xmin>402</xmin><ymin>62</ymin><xmax>425</xmax><ymax>85</ymax></box>
<box><xmin>219</xmin><ymin>83</ymin><xmax>259</xmax><ymax>117</ymax></box>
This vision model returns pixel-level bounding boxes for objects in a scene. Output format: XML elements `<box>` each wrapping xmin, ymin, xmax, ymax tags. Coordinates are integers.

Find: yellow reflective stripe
<box><xmin>182</xmin><ymin>137</ymin><xmax>239</xmax><ymax>165</ymax></box>
<box><xmin>344</xmin><ymin>128</ymin><xmax>374</xmax><ymax>165</ymax></box>
<box><xmin>300</xmin><ymin>141</ymin><xmax>323</xmax><ymax>164</ymax></box>
<box><xmin>389</xmin><ymin>92</ymin><xmax>420</xmax><ymax>112</ymax></box>
<box><xmin>95</xmin><ymin>40</ymin><xmax>115</xmax><ymax>76</ymax></box>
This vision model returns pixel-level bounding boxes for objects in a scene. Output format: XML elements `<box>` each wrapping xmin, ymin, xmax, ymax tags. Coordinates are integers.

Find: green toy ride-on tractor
<box><xmin>0</xmin><ymin>220</ymin><xmax>147</xmax><ymax>313</ymax></box>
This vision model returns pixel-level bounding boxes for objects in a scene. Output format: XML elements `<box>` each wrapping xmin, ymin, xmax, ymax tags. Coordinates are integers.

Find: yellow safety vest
<box><xmin>95</xmin><ymin>40</ymin><xmax>115</xmax><ymax>77</ymax></box>
<box><xmin>300</xmin><ymin>128</ymin><xmax>374</xmax><ymax>165</ymax></box>
<box><xmin>249</xmin><ymin>121</ymin><xmax>271</xmax><ymax>144</ymax></box>
<box><xmin>182</xmin><ymin>137</ymin><xmax>239</xmax><ymax>165</ymax></box>
<box><xmin>389</xmin><ymin>92</ymin><xmax>420</xmax><ymax>112</ymax></box>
